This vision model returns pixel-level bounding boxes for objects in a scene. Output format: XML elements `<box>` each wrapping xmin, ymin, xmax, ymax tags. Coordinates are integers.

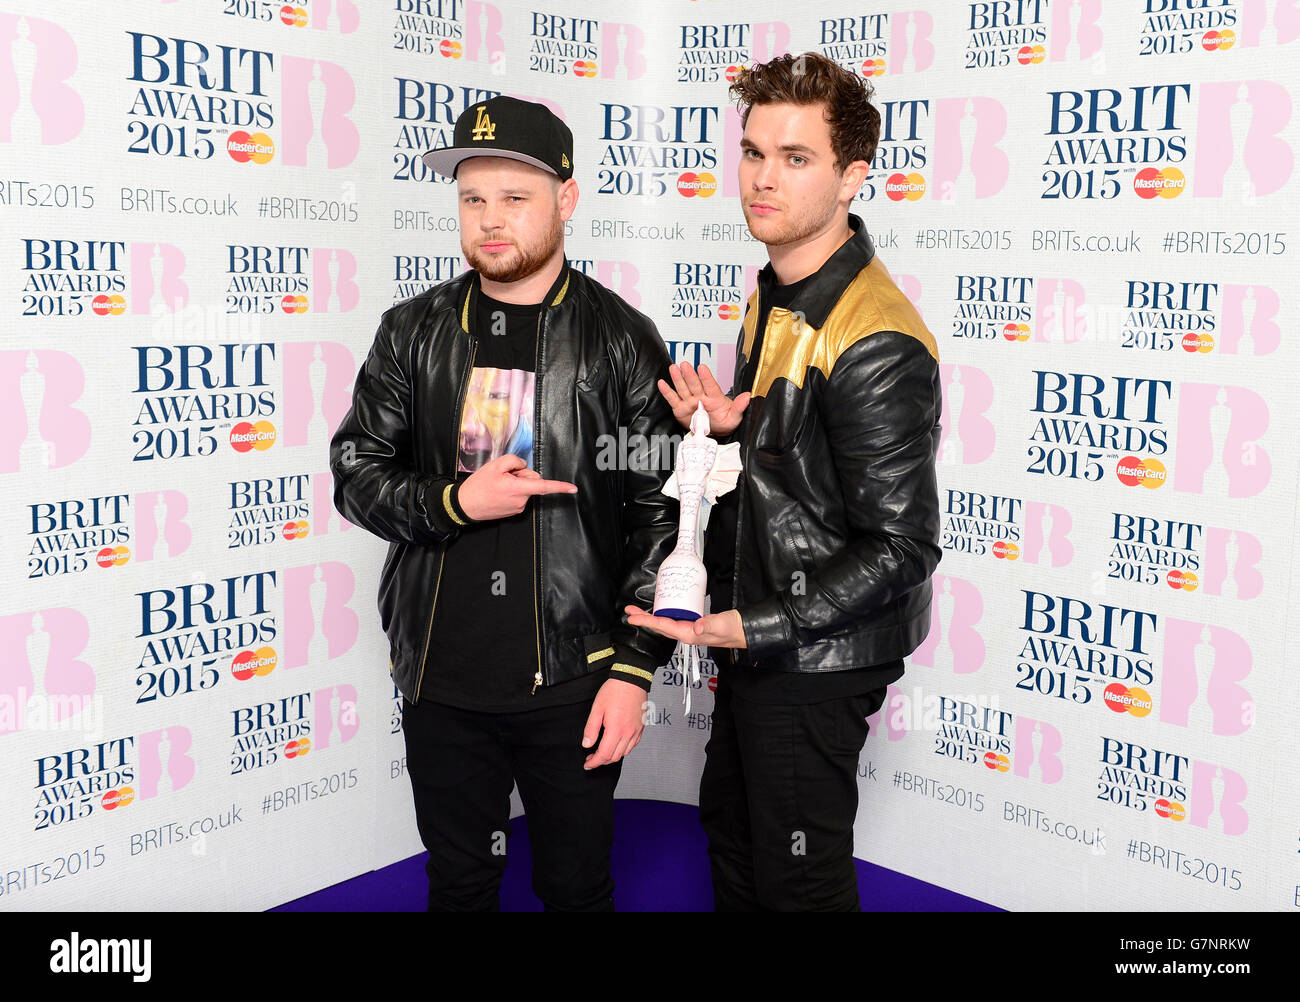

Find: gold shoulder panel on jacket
<box><xmin>741</xmin><ymin>288</ymin><xmax>760</xmax><ymax>359</ymax></box>
<box><xmin>749</xmin><ymin>255</ymin><xmax>939</xmax><ymax>400</ymax></box>
<box><xmin>845</xmin><ymin>255</ymin><xmax>939</xmax><ymax>363</ymax></box>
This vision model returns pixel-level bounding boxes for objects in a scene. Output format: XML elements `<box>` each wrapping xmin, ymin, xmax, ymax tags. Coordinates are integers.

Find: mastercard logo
<box><xmin>95</xmin><ymin>545</ymin><xmax>130</xmax><ymax>568</ymax></box>
<box><xmin>1154</xmin><ymin>798</ymin><xmax>1187</xmax><ymax>821</ymax></box>
<box><xmin>440</xmin><ymin>39</ymin><xmax>463</xmax><ymax>58</ymax></box>
<box><xmin>280</xmin><ymin>5</ymin><xmax>308</xmax><ymax>27</ymax></box>
<box><xmin>1002</xmin><ymin>323</ymin><xmax>1030</xmax><ymax>342</ymax></box>
<box><xmin>283</xmin><ymin>520</ymin><xmax>310</xmax><ymax>541</ymax></box>
<box><xmin>718</xmin><ymin>303</ymin><xmax>740</xmax><ymax>322</ymax></box>
<box><xmin>861</xmin><ymin>58</ymin><xmax>886</xmax><ymax>77</ymax></box>
<box><xmin>982</xmin><ymin>751</ymin><xmax>1011</xmax><ymax>772</ymax></box>
<box><xmin>285</xmin><ymin>738</ymin><xmax>311</xmax><ymax>759</ymax></box>
<box><xmin>1166</xmin><ymin>569</ymin><xmax>1200</xmax><ymax>592</ymax></box>
<box><xmin>992</xmin><ymin>540</ymin><xmax>1020</xmax><ymax>561</ymax></box>
<box><xmin>724</xmin><ymin>65</ymin><xmax>742</xmax><ymax>83</ymax></box>
<box><xmin>885</xmin><ymin>172</ymin><xmax>926</xmax><ymax>202</ymax></box>
<box><xmin>101</xmin><ymin>787</ymin><xmax>135</xmax><ymax>810</ymax></box>
<box><xmin>91</xmin><ymin>294</ymin><xmax>126</xmax><ymax>317</ymax></box>
<box><xmin>1134</xmin><ymin>166</ymin><xmax>1185</xmax><ymax>199</ymax></box>
<box><xmin>573</xmin><ymin>60</ymin><xmax>597</xmax><ymax>78</ymax></box>
<box><xmin>1202</xmin><ymin>29</ymin><xmax>1236</xmax><ymax>51</ymax></box>
<box><xmin>230</xmin><ymin>420</ymin><xmax>277</xmax><ymax>452</ymax></box>
<box><xmin>1181</xmin><ymin>332</ymin><xmax>1214</xmax><ymax>354</ymax></box>
<box><xmin>1103</xmin><ymin>682</ymin><xmax>1154</xmax><ymax>717</ymax></box>
<box><xmin>677</xmin><ymin>172</ymin><xmax>718</xmax><ymax>198</ymax></box>
<box><xmin>1017</xmin><ymin>44</ymin><xmax>1046</xmax><ymax>65</ymax></box>
<box><xmin>228</xmin><ymin>131</ymin><xmax>275</xmax><ymax>165</ymax></box>
<box><xmin>281</xmin><ymin>294</ymin><xmax>309</xmax><ymax>314</ymax></box>
<box><xmin>232</xmin><ymin>646</ymin><xmax>278</xmax><ymax>681</ymax></box>
<box><xmin>1116</xmin><ymin>456</ymin><xmax>1166</xmax><ymax>489</ymax></box>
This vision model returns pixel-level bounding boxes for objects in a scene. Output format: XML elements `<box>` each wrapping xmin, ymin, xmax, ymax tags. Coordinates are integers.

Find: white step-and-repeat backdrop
<box><xmin>1</xmin><ymin>0</ymin><xmax>1296</xmax><ymax>911</ymax></box>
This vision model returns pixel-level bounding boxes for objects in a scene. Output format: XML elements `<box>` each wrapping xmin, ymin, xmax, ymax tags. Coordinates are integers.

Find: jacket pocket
<box><xmin>576</xmin><ymin>353</ymin><xmax>610</xmax><ymax>394</ymax></box>
<box><xmin>752</xmin><ymin>396</ymin><xmax>816</xmax><ymax>467</ymax></box>
<box><xmin>783</xmin><ymin>515</ymin><xmax>815</xmax><ymax>571</ymax></box>
<box><xmin>575</xmin><ymin>353</ymin><xmax>620</xmax><ymax>431</ymax></box>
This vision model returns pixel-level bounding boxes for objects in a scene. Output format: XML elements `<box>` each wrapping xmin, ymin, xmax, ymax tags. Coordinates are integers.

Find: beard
<box><xmin>462</xmin><ymin>213</ymin><xmax>565</xmax><ymax>283</ymax></box>
<box><xmin>742</xmin><ymin>186</ymin><xmax>840</xmax><ymax>248</ymax></box>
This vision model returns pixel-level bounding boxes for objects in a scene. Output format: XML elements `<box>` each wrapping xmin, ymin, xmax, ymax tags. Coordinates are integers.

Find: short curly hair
<box><xmin>728</xmin><ymin>52</ymin><xmax>880</xmax><ymax>172</ymax></box>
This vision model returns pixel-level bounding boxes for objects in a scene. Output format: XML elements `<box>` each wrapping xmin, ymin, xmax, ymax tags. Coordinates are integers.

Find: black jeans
<box><xmin>400</xmin><ymin>696</ymin><xmax>621</xmax><ymax>911</ymax></box>
<box><xmin>698</xmin><ymin>682</ymin><xmax>886</xmax><ymax>911</ymax></box>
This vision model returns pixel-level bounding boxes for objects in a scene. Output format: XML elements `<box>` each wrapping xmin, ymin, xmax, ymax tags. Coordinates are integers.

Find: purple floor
<box><xmin>271</xmin><ymin>799</ymin><xmax>998</xmax><ymax>912</ymax></box>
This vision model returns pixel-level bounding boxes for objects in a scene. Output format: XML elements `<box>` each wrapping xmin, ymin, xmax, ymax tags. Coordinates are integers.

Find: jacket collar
<box><xmin>755</xmin><ymin>214</ymin><xmax>875</xmax><ymax>330</ymax></box>
<box><xmin>458</xmin><ymin>260</ymin><xmax>573</xmax><ymax>333</ymax></box>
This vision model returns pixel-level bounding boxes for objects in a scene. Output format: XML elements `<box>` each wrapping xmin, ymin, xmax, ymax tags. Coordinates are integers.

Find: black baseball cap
<box><xmin>421</xmin><ymin>96</ymin><xmax>574</xmax><ymax>181</ymax></box>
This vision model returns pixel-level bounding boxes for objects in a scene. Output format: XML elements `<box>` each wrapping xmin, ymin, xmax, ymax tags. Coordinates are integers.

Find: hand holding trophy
<box><xmin>652</xmin><ymin>403</ymin><xmax>718</xmax><ymax>621</ymax></box>
<box><xmin>642</xmin><ymin>402</ymin><xmax>742</xmax><ymax>709</ymax></box>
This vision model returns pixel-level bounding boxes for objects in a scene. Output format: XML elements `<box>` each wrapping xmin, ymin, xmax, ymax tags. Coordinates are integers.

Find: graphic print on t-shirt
<box><xmin>457</xmin><ymin>367</ymin><xmax>535</xmax><ymax>472</ymax></box>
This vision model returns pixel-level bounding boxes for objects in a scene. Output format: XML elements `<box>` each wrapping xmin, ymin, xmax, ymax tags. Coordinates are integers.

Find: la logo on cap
<box><xmin>472</xmin><ymin>106</ymin><xmax>495</xmax><ymax>141</ymax></box>
<box><xmin>562</xmin><ymin>153</ymin><xmax>570</xmax><ymax>168</ymax></box>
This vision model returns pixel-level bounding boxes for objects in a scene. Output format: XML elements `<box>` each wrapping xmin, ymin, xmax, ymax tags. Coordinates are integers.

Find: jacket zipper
<box><xmin>414</xmin><ymin>337</ymin><xmax>477</xmax><ymax>703</ymax></box>
<box><xmin>733</xmin><ymin>289</ymin><xmax>769</xmax><ymax>665</ymax></box>
<box><xmin>730</xmin><ymin>288</ymin><xmax>759</xmax><ymax>667</ymax></box>
<box><xmin>530</xmin><ymin>306</ymin><xmax>545</xmax><ymax>693</ymax></box>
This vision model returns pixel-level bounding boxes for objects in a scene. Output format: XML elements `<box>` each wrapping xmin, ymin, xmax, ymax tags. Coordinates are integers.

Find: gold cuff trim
<box><xmin>611</xmin><ymin>663</ymin><xmax>654</xmax><ymax>682</ymax></box>
<box><xmin>442</xmin><ymin>483</ymin><xmax>467</xmax><ymax>526</ymax></box>
<box><xmin>586</xmin><ymin>646</ymin><xmax>615</xmax><ymax>664</ymax></box>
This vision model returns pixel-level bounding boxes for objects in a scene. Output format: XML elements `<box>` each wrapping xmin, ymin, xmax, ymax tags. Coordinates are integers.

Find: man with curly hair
<box><xmin>629</xmin><ymin>52</ymin><xmax>942</xmax><ymax>911</ymax></box>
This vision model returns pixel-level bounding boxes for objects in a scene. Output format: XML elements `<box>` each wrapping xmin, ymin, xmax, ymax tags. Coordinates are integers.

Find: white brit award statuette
<box><xmin>652</xmin><ymin>403</ymin><xmax>742</xmax><ymax>709</ymax></box>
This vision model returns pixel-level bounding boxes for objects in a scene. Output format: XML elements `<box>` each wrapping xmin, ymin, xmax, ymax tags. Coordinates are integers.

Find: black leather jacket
<box><xmin>705</xmin><ymin>216</ymin><xmax>942</xmax><ymax>672</ymax></box>
<box><xmin>329</xmin><ymin>264</ymin><xmax>678</xmax><ymax>703</ymax></box>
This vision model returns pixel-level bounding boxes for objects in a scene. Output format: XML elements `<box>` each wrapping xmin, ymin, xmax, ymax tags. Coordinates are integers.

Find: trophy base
<box><xmin>652</xmin><ymin>607</ymin><xmax>701</xmax><ymax>622</ymax></box>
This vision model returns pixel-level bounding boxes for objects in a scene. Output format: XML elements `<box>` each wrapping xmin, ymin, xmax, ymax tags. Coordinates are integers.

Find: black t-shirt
<box><xmin>720</xmin><ymin>272</ymin><xmax>903</xmax><ymax>704</ymax></box>
<box><xmin>419</xmin><ymin>290</ymin><xmax>608</xmax><ymax>712</ymax></box>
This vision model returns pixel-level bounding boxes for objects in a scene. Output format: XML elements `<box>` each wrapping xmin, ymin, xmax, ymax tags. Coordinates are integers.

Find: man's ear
<box><xmin>839</xmin><ymin>159</ymin><xmax>871</xmax><ymax>203</ymax></box>
<box><xmin>558</xmin><ymin>177</ymin><xmax>580</xmax><ymax>221</ymax></box>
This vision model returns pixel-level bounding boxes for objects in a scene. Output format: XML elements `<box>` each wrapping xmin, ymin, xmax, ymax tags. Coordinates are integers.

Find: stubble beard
<box><xmin>463</xmin><ymin>213</ymin><xmax>565</xmax><ymax>283</ymax></box>
<box><xmin>743</xmin><ymin>185</ymin><xmax>841</xmax><ymax>249</ymax></box>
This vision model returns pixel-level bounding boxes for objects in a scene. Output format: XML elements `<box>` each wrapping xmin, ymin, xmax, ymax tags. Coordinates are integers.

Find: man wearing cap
<box><xmin>330</xmin><ymin>96</ymin><xmax>677</xmax><ymax>911</ymax></box>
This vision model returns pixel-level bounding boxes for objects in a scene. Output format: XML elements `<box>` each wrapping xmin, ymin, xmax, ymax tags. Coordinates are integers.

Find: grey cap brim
<box><xmin>421</xmin><ymin>147</ymin><xmax>559</xmax><ymax>179</ymax></box>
